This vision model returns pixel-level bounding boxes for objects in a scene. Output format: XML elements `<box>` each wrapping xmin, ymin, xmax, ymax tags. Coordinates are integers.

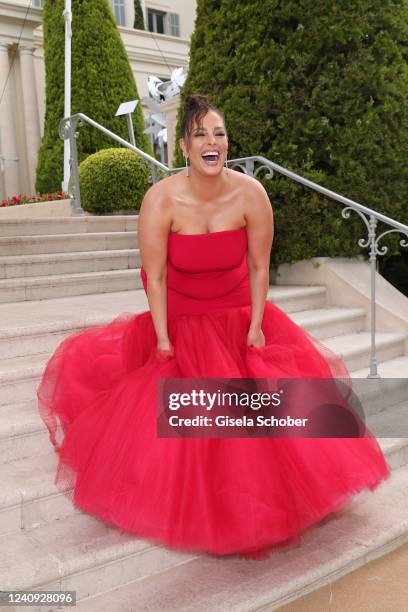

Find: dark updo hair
<box><xmin>180</xmin><ymin>94</ymin><xmax>226</xmax><ymax>144</ymax></box>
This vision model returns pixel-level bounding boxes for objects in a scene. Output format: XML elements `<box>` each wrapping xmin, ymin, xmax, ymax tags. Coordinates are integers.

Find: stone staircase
<box><xmin>0</xmin><ymin>216</ymin><xmax>141</xmax><ymax>302</ymax></box>
<box><xmin>0</xmin><ymin>216</ymin><xmax>407</xmax><ymax>611</ymax></box>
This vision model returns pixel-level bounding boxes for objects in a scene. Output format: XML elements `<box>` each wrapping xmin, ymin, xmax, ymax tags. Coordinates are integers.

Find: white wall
<box><xmin>112</xmin><ymin>0</ymin><xmax>196</xmax><ymax>39</ymax></box>
<box><xmin>141</xmin><ymin>0</ymin><xmax>196</xmax><ymax>39</ymax></box>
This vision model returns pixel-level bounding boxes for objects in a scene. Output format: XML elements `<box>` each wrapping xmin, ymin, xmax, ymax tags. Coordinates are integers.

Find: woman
<box><xmin>37</xmin><ymin>94</ymin><xmax>390</xmax><ymax>560</ymax></box>
<box><xmin>138</xmin><ymin>95</ymin><xmax>273</xmax><ymax>358</ymax></box>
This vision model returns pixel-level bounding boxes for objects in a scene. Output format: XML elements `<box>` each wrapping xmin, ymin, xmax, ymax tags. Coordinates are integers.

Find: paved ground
<box><xmin>280</xmin><ymin>541</ymin><xmax>408</xmax><ymax>611</ymax></box>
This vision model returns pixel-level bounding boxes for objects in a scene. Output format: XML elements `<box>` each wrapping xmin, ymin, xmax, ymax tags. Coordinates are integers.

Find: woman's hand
<box><xmin>247</xmin><ymin>328</ymin><xmax>266</xmax><ymax>348</ymax></box>
<box><xmin>156</xmin><ymin>338</ymin><xmax>175</xmax><ymax>359</ymax></box>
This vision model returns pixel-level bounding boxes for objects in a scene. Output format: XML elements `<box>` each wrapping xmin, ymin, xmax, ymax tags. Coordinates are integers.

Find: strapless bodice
<box><xmin>140</xmin><ymin>228</ymin><xmax>251</xmax><ymax>317</ymax></box>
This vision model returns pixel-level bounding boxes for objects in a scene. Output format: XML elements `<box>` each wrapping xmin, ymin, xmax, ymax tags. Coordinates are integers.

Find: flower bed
<box><xmin>1</xmin><ymin>190</ymin><xmax>69</xmax><ymax>208</ymax></box>
<box><xmin>0</xmin><ymin>191</ymin><xmax>78</xmax><ymax>218</ymax></box>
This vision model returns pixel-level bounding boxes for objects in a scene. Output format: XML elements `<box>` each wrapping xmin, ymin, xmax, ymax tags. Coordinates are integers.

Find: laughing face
<box><xmin>180</xmin><ymin>110</ymin><xmax>228</xmax><ymax>176</ymax></box>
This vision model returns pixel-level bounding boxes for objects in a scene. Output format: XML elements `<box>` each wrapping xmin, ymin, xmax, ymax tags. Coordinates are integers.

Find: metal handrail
<box><xmin>227</xmin><ymin>156</ymin><xmax>408</xmax><ymax>233</ymax></box>
<box><xmin>59</xmin><ymin>113</ymin><xmax>168</xmax><ymax>215</ymax></box>
<box><xmin>59</xmin><ymin>115</ymin><xmax>408</xmax><ymax>378</ymax></box>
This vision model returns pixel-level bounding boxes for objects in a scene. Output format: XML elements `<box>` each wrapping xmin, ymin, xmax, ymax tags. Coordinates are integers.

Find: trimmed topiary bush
<box><xmin>175</xmin><ymin>0</ymin><xmax>408</xmax><ymax>270</ymax></box>
<box><xmin>134</xmin><ymin>0</ymin><xmax>145</xmax><ymax>29</ymax></box>
<box><xmin>78</xmin><ymin>148</ymin><xmax>152</xmax><ymax>214</ymax></box>
<box><xmin>37</xmin><ymin>0</ymin><xmax>153</xmax><ymax>194</ymax></box>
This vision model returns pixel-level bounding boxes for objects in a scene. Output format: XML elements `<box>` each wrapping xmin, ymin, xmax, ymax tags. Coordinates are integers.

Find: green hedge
<box><xmin>78</xmin><ymin>148</ymin><xmax>152</xmax><ymax>214</ymax></box>
<box><xmin>174</xmin><ymin>0</ymin><xmax>408</xmax><ymax>270</ymax></box>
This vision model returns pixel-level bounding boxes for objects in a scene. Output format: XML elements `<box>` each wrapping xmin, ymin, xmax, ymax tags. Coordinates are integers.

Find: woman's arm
<box><xmin>138</xmin><ymin>187</ymin><xmax>173</xmax><ymax>353</ymax></box>
<box><xmin>245</xmin><ymin>179</ymin><xmax>274</xmax><ymax>347</ymax></box>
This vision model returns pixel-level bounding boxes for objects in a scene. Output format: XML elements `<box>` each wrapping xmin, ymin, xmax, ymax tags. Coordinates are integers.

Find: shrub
<box><xmin>175</xmin><ymin>0</ymin><xmax>408</xmax><ymax>270</ymax></box>
<box><xmin>78</xmin><ymin>148</ymin><xmax>152</xmax><ymax>214</ymax></box>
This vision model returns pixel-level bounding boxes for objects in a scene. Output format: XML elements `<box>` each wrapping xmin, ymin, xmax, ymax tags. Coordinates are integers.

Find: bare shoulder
<box><xmin>229</xmin><ymin>169</ymin><xmax>273</xmax><ymax>221</ymax></box>
<box><xmin>232</xmin><ymin>169</ymin><xmax>270</xmax><ymax>197</ymax></box>
<box><xmin>139</xmin><ymin>174</ymin><xmax>177</xmax><ymax>219</ymax></box>
<box><xmin>140</xmin><ymin>174</ymin><xmax>169</xmax><ymax>204</ymax></box>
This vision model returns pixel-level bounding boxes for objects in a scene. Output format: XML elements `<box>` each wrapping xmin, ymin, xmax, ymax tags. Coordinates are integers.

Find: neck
<box><xmin>187</xmin><ymin>165</ymin><xmax>229</xmax><ymax>202</ymax></box>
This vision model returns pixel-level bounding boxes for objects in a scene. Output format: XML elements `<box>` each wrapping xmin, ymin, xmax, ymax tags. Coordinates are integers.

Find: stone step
<box><xmin>268</xmin><ymin>285</ymin><xmax>327</xmax><ymax>313</ymax></box>
<box><xmin>0</xmin><ymin>351</ymin><xmax>58</xmax><ymax>406</ymax></box>
<box><xmin>55</xmin><ymin>466</ymin><xmax>408</xmax><ymax>612</ymax></box>
<box><xmin>349</xmin><ymin>355</ymin><xmax>408</xmax><ymax>417</ymax></box>
<box><xmin>0</xmin><ymin>215</ymin><xmax>138</xmax><ymax>237</ymax></box>
<box><xmin>0</xmin><ymin>288</ymin><xmax>150</xmax><ymax>359</ymax></box>
<box><xmin>0</xmin><ymin>269</ymin><xmax>143</xmax><ymax>303</ymax></box>
<box><xmin>0</xmin><ymin>249</ymin><xmax>141</xmax><ymax>279</ymax></box>
<box><xmin>0</xmin><ymin>231</ymin><xmax>138</xmax><ymax>256</ymax></box>
<box><xmin>0</xmin><ymin>402</ymin><xmax>406</xmax><ymax>537</ymax></box>
<box><xmin>322</xmin><ymin>331</ymin><xmax>408</xmax><ymax>373</ymax></box>
<box><xmin>367</xmin><ymin>402</ymin><xmax>408</xmax><ymax>449</ymax></box>
<box><xmin>0</xmin><ymin>511</ymin><xmax>195</xmax><ymax>602</ymax></box>
<box><xmin>0</xmin><ymin>400</ymin><xmax>49</xmax><ymax>464</ymax></box>
<box><xmin>290</xmin><ymin>306</ymin><xmax>366</xmax><ymax>339</ymax></box>
<box><xmin>352</xmin><ymin>354</ymin><xmax>408</xmax><ymax>379</ymax></box>
<box><xmin>0</xmin><ymin>452</ymin><xmax>80</xmax><ymax>536</ymax></box>
<box><xmin>0</xmin><ymin>285</ymin><xmax>325</xmax><ymax>359</ymax></box>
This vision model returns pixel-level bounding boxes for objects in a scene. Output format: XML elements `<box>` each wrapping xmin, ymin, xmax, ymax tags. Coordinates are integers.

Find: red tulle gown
<box><xmin>37</xmin><ymin>227</ymin><xmax>390</xmax><ymax>559</ymax></box>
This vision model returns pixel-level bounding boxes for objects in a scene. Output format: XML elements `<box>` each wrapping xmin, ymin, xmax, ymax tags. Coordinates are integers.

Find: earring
<box><xmin>184</xmin><ymin>154</ymin><xmax>189</xmax><ymax>177</ymax></box>
<box><xmin>224</xmin><ymin>155</ymin><xmax>229</xmax><ymax>175</ymax></box>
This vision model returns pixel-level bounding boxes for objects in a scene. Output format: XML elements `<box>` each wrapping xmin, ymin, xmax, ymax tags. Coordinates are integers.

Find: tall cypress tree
<box><xmin>36</xmin><ymin>0</ymin><xmax>153</xmax><ymax>193</ymax></box>
<box><xmin>175</xmin><ymin>0</ymin><xmax>408</xmax><ymax>268</ymax></box>
<box><xmin>134</xmin><ymin>0</ymin><xmax>145</xmax><ymax>30</ymax></box>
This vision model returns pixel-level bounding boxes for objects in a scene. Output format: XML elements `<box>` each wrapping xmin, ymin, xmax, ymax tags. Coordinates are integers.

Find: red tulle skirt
<box><xmin>37</xmin><ymin>300</ymin><xmax>391</xmax><ymax>559</ymax></box>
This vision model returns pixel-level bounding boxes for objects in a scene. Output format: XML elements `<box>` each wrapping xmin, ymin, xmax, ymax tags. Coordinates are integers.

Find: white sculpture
<box><xmin>147</xmin><ymin>65</ymin><xmax>188</xmax><ymax>102</ymax></box>
<box><xmin>143</xmin><ymin>65</ymin><xmax>188</xmax><ymax>153</ymax></box>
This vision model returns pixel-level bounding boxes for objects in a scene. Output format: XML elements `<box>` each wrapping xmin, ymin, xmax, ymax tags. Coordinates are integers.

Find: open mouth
<box><xmin>201</xmin><ymin>153</ymin><xmax>220</xmax><ymax>165</ymax></box>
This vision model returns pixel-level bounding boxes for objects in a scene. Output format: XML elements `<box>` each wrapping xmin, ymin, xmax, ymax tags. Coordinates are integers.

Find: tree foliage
<box><xmin>37</xmin><ymin>0</ymin><xmax>153</xmax><ymax>193</ymax></box>
<box><xmin>175</xmin><ymin>0</ymin><xmax>408</xmax><ymax>268</ymax></box>
<box><xmin>133</xmin><ymin>0</ymin><xmax>145</xmax><ymax>30</ymax></box>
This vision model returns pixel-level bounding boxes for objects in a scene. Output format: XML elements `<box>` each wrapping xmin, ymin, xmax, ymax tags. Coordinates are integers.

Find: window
<box><xmin>111</xmin><ymin>0</ymin><xmax>126</xmax><ymax>27</ymax></box>
<box><xmin>32</xmin><ymin>0</ymin><xmax>43</xmax><ymax>7</ymax></box>
<box><xmin>169</xmin><ymin>13</ymin><xmax>180</xmax><ymax>37</ymax></box>
<box><xmin>148</xmin><ymin>9</ymin><xmax>166</xmax><ymax>34</ymax></box>
<box><xmin>147</xmin><ymin>9</ymin><xmax>181</xmax><ymax>37</ymax></box>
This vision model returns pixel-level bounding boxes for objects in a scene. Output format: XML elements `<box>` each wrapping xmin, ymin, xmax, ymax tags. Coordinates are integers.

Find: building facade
<box><xmin>0</xmin><ymin>0</ymin><xmax>196</xmax><ymax>199</ymax></box>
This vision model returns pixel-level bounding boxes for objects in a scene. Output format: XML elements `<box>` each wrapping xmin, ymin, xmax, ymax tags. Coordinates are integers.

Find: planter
<box><xmin>0</xmin><ymin>199</ymin><xmax>92</xmax><ymax>219</ymax></box>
